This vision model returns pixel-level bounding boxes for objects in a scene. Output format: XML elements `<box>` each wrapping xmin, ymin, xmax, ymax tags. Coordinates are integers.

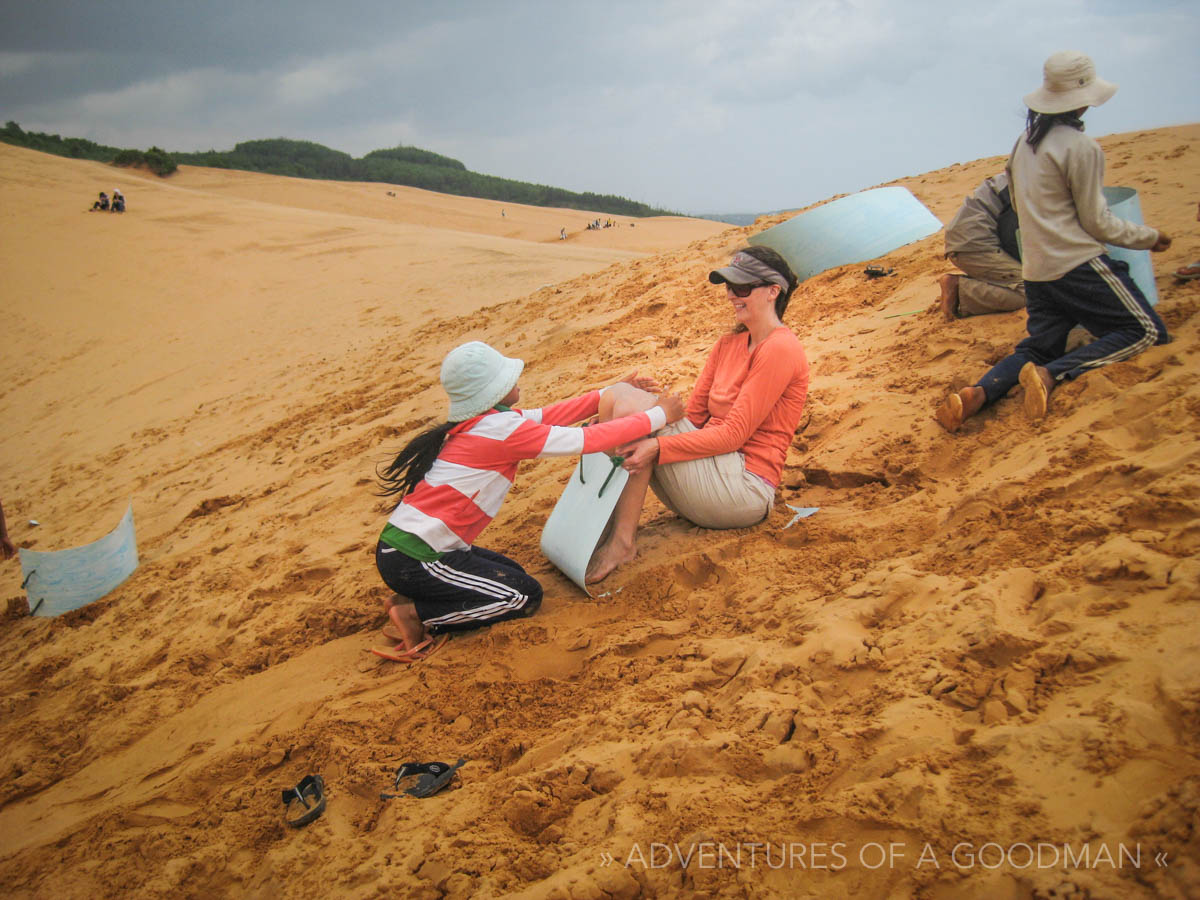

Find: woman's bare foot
<box><xmin>383</xmin><ymin>595</ymin><xmax>427</xmax><ymax>650</ymax></box>
<box><xmin>1019</xmin><ymin>362</ymin><xmax>1054</xmax><ymax>420</ymax></box>
<box><xmin>935</xmin><ymin>386</ymin><xmax>985</xmax><ymax>433</ymax></box>
<box><xmin>939</xmin><ymin>274</ymin><xmax>960</xmax><ymax>321</ymax></box>
<box><xmin>585</xmin><ymin>537</ymin><xmax>637</xmax><ymax>584</ymax></box>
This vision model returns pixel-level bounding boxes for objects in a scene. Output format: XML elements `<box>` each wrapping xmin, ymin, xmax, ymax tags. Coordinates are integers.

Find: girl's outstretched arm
<box><xmin>481</xmin><ymin>393</ymin><xmax>683</xmax><ymax>464</ymax></box>
<box><xmin>527</xmin><ymin>372</ymin><xmax>664</xmax><ymax>428</ymax></box>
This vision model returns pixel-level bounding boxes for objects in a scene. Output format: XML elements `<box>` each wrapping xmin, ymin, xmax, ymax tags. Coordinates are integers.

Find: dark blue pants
<box><xmin>977</xmin><ymin>255</ymin><xmax>1168</xmax><ymax>405</ymax></box>
<box><xmin>375</xmin><ymin>543</ymin><xmax>542</xmax><ymax>634</ymax></box>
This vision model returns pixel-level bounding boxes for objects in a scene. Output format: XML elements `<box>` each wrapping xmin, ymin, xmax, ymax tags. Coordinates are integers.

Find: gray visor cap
<box><xmin>709</xmin><ymin>251</ymin><xmax>790</xmax><ymax>289</ymax></box>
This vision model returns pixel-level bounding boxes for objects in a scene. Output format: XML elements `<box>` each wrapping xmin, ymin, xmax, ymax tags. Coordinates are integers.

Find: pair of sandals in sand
<box><xmin>369</xmin><ymin>625</ymin><xmax>448</xmax><ymax>663</ymax></box>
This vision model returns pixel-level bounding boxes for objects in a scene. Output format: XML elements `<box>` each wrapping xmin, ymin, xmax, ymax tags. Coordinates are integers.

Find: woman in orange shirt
<box><xmin>586</xmin><ymin>246</ymin><xmax>809</xmax><ymax>583</ymax></box>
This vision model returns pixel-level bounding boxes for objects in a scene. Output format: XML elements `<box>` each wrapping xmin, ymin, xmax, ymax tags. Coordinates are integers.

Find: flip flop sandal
<box><xmin>282</xmin><ymin>774</ymin><xmax>326</xmax><ymax>827</ymax></box>
<box><xmin>864</xmin><ymin>265</ymin><xmax>895</xmax><ymax>279</ymax></box>
<box><xmin>380</xmin><ymin>759</ymin><xmax>466</xmax><ymax>799</ymax></box>
<box><xmin>370</xmin><ymin>634</ymin><xmax>447</xmax><ymax>663</ymax></box>
<box><xmin>381</xmin><ymin>627</ymin><xmax>432</xmax><ymax>650</ymax></box>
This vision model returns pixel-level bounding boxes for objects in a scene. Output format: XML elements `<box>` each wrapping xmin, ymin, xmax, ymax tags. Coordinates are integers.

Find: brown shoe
<box><xmin>935</xmin><ymin>392</ymin><xmax>965</xmax><ymax>433</ymax></box>
<box><xmin>1019</xmin><ymin>362</ymin><xmax>1053</xmax><ymax>420</ymax></box>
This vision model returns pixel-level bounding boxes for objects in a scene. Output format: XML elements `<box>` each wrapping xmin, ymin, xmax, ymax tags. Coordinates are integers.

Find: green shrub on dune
<box><xmin>3</xmin><ymin>122</ymin><xmax>178</xmax><ymax>175</ymax></box>
<box><xmin>363</xmin><ymin>145</ymin><xmax>467</xmax><ymax>170</ymax></box>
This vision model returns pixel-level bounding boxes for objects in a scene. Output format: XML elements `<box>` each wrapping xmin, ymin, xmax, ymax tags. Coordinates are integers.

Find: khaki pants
<box><xmin>650</xmin><ymin>420</ymin><xmax>774</xmax><ymax>529</ymax></box>
<box><xmin>948</xmin><ymin>249</ymin><xmax>1026</xmax><ymax>316</ymax></box>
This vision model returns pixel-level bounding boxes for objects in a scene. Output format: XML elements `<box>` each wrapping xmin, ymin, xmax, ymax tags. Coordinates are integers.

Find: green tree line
<box><xmin>1</xmin><ymin>123</ymin><xmax>672</xmax><ymax>217</ymax></box>
<box><xmin>176</xmin><ymin>138</ymin><xmax>670</xmax><ymax>216</ymax></box>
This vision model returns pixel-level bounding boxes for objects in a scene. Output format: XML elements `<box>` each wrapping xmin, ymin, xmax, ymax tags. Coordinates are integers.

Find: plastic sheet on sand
<box><xmin>19</xmin><ymin>503</ymin><xmax>138</xmax><ymax>616</ymax></box>
<box><xmin>541</xmin><ymin>453</ymin><xmax>628</xmax><ymax>596</ymax></box>
<box><xmin>1103</xmin><ymin>186</ymin><xmax>1158</xmax><ymax>305</ymax></box>
<box><xmin>749</xmin><ymin>186</ymin><xmax>943</xmax><ymax>282</ymax></box>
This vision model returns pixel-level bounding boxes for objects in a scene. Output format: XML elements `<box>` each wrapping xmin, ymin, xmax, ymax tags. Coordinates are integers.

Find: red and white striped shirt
<box><xmin>388</xmin><ymin>391</ymin><xmax>665</xmax><ymax>552</ymax></box>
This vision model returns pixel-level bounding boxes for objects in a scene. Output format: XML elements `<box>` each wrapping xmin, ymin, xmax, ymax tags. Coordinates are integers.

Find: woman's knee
<box><xmin>600</xmin><ymin>383</ymin><xmax>657</xmax><ymax>420</ymax></box>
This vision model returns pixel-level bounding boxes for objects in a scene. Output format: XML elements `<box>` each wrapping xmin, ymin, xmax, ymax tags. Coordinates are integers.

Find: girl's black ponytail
<box><xmin>376</xmin><ymin>421</ymin><xmax>456</xmax><ymax>498</ymax></box>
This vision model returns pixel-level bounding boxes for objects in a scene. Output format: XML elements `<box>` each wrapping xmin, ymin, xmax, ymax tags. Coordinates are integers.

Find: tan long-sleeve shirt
<box><xmin>1009</xmin><ymin>124</ymin><xmax>1158</xmax><ymax>282</ymax></box>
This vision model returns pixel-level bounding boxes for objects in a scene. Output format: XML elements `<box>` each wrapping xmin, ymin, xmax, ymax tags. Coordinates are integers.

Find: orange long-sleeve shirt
<box><xmin>657</xmin><ymin>326</ymin><xmax>808</xmax><ymax>486</ymax></box>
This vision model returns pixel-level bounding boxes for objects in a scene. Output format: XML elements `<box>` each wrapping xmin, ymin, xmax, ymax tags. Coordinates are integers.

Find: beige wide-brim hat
<box><xmin>1024</xmin><ymin>50</ymin><xmax>1117</xmax><ymax>115</ymax></box>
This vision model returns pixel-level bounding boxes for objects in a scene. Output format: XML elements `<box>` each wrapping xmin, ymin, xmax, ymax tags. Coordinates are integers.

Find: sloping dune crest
<box><xmin>0</xmin><ymin>125</ymin><xmax>1198</xmax><ymax>898</ymax></box>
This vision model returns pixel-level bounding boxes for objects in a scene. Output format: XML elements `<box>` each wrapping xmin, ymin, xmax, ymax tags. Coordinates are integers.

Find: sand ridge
<box><xmin>0</xmin><ymin>125</ymin><xmax>1198</xmax><ymax>898</ymax></box>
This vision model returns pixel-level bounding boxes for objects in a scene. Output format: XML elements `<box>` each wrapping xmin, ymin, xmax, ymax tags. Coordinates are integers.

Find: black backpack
<box><xmin>996</xmin><ymin>185</ymin><xmax>1021</xmax><ymax>261</ymax></box>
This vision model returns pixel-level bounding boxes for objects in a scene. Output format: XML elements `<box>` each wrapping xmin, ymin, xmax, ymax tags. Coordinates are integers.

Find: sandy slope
<box><xmin>0</xmin><ymin>125</ymin><xmax>1198</xmax><ymax>899</ymax></box>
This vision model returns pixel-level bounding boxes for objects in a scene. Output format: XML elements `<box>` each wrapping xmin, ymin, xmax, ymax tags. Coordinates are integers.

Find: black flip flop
<box><xmin>380</xmin><ymin>759</ymin><xmax>466</xmax><ymax>799</ymax></box>
<box><xmin>282</xmin><ymin>774</ymin><xmax>326</xmax><ymax>827</ymax></box>
<box><xmin>864</xmin><ymin>265</ymin><xmax>895</xmax><ymax>279</ymax></box>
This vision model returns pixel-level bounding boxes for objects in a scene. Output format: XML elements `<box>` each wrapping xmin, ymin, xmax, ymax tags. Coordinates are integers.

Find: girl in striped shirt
<box><xmin>373</xmin><ymin>341</ymin><xmax>683</xmax><ymax>660</ymax></box>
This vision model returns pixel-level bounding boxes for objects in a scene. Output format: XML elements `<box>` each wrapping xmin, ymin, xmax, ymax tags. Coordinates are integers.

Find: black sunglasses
<box><xmin>726</xmin><ymin>282</ymin><xmax>770</xmax><ymax>298</ymax></box>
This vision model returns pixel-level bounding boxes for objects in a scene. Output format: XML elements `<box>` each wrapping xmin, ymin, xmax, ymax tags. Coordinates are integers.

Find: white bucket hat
<box><xmin>440</xmin><ymin>341</ymin><xmax>524</xmax><ymax>421</ymax></box>
<box><xmin>1024</xmin><ymin>51</ymin><xmax>1117</xmax><ymax>115</ymax></box>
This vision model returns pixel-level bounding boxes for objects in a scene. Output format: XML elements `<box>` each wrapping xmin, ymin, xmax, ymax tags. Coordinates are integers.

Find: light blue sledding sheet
<box><xmin>19</xmin><ymin>503</ymin><xmax>139</xmax><ymax>616</ymax></box>
<box><xmin>541</xmin><ymin>453</ymin><xmax>628</xmax><ymax>596</ymax></box>
<box><xmin>784</xmin><ymin>505</ymin><xmax>820</xmax><ymax>528</ymax></box>
<box><xmin>749</xmin><ymin>186</ymin><xmax>943</xmax><ymax>282</ymax></box>
<box><xmin>1102</xmin><ymin>187</ymin><xmax>1158</xmax><ymax>306</ymax></box>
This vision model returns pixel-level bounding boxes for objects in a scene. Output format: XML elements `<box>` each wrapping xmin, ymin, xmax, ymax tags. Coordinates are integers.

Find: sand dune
<box><xmin>0</xmin><ymin>124</ymin><xmax>1198</xmax><ymax>898</ymax></box>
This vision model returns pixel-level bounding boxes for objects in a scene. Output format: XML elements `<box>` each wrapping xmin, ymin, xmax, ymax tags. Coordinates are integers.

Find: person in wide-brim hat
<box><xmin>935</xmin><ymin>51</ymin><xmax>1172</xmax><ymax>434</ymax></box>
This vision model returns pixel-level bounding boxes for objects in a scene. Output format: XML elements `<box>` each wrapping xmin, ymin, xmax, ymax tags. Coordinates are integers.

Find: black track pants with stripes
<box><xmin>376</xmin><ymin>542</ymin><xmax>543</xmax><ymax>634</ymax></box>
<box><xmin>976</xmin><ymin>254</ymin><xmax>1169</xmax><ymax>406</ymax></box>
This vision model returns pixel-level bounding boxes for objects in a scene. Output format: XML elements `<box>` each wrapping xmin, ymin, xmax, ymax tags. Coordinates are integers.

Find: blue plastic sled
<box><xmin>1102</xmin><ymin>187</ymin><xmax>1158</xmax><ymax>305</ymax></box>
<box><xmin>19</xmin><ymin>503</ymin><xmax>139</xmax><ymax>616</ymax></box>
<box><xmin>541</xmin><ymin>453</ymin><xmax>628</xmax><ymax>596</ymax></box>
<box><xmin>750</xmin><ymin>186</ymin><xmax>944</xmax><ymax>283</ymax></box>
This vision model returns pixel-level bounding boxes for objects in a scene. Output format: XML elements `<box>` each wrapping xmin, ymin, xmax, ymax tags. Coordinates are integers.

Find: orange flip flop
<box><xmin>370</xmin><ymin>634</ymin><xmax>448</xmax><ymax>663</ymax></box>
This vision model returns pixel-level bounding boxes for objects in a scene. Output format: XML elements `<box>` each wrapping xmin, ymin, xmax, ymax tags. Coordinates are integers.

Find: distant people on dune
<box><xmin>560</xmin><ymin>227</ymin><xmax>567</xmax><ymax>240</ymax></box>
<box><xmin>89</xmin><ymin>190</ymin><xmax>125</xmax><ymax>212</ymax></box>
<box><xmin>939</xmin><ymin>173</ymin><xmax>1024</xmax><ymax>320</ymax></box>
<box><xmin>585</xmin><ymin>246</ymin><xmax>809</xmax><ymax>584</ymax></box>
<box><xmin>936</xmin><ymin>51</ymin><xmax>1171</xmax><ymax>433</ymax></box>
<box><xmin>371</xmin><ymin>341</ymin><xmax>683</xmax><ymax>661</ymax></box>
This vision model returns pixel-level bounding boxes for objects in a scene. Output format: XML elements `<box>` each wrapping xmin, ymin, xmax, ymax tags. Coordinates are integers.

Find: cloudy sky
<box><xmin>1</xmin><ymin>0</ymin><xmax>1196</xmax><ymax>214</ymax></box>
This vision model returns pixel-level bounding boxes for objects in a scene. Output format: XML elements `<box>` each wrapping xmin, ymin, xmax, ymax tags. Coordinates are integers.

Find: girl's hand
<box><xmin>622</xmin><ymin>438</ymin><xmax>660</xmax><ymax>475</ymax></box>
<box><xmin>1151</xmin><ymin>231</ymin><xmax>1172</xmax><ymax>252</ymax></box>
<box><xmin>655</xmin><ymin>392</ymin><xmax>685</xmax><ymax>423</ymax></box>
<box><xmin>621</xmin><ymin>370</ymin><xmax>662</xmax><ymax>392</ymax></box>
